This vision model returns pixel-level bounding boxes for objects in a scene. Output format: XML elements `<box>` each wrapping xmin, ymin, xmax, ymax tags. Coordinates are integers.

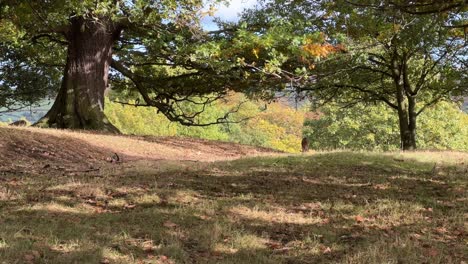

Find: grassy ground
<box><xmin>0</xmin><ymin>129</ymin><xmax>467</xmax><ymax>263</ymax></box>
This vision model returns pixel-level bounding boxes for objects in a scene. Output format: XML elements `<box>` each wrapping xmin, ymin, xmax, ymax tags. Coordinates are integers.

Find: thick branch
<box><xmin>31</xmin><ymin>33</ymin><xmax>68</xmax><ymax>45</ymax></box>
<box><xmin>110</xmin><ymin>59</ymin><xmax>249</xmax><ymax>126</ymax></box>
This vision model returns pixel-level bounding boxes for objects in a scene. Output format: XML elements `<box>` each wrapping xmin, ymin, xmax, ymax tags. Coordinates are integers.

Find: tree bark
<box><xmin>396</xmin><ymin>106</ymin><xmax>412</xmax><ymax>150</ymax></box>
<box><xmin>392</xmin><ymin>52</ymin><xmax>417</xmax><ymax>151</ymax></box>
<box><xmin>407</xmin><ymin>96</ymin><xmax>417</xmax><ymax>149</ymax></box>
<box><xmin>397</xmin><ymin>113</ymin><xmax>417</xmax><ymax>150</ymax></box>
<box><xmin>35</xmin><ymin>16</ymin><xmax>121</xmax><ymax>133</ymax></box>
<box><xmin>396</xmin><ymin>93</ymin><xmax>417</xmax><ymax>150</ymax></box>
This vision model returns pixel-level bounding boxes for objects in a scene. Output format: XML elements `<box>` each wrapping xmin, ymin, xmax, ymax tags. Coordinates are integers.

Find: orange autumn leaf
<box><xmin>302</xmin><ymin>43</ymin><xmax>336</xmax><ymax>58</ymax></box>
<box><xmin>355</xmin><ymin>215</ymin><xmax>365</xmax><ymax>223</ymax></box>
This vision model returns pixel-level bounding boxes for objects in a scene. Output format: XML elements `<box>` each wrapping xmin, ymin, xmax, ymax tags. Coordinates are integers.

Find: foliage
<box><xmin>417</xmin><ymin>102</ymin><xmax>468</xmax><ymax>151</ymax></box>
<box><xmin>233</xmin><ymin>102</ymin><xmax>305</xmax><ymax>153</ymax></box>
<box><xmin>0</xmin><ymin>44</ymin><xmax>61</xmax><ymax>113</ymax></box>
<box><xmin>304</xmin><ymin>103</ymin><xmax>400</xmax><ymax>151</ymax></box>
<box><xmin>304</xmin><ymin>101</ymin><xmax>468</xmax><ymax>151</ymax></box>
<box><xmin>0</xmin><ymin>0</ymin><xmax>329</xmax><ymax>129</ymax></box>
<box><xmin>105</xmin><ymin>94</ymin><xmax>306</xmax><ymax>152</ymax></box>
<box><xmin>105</xmin><ymin>100</ymin><xmax>179</xmax><ymax>137</ymax></box>
<box><xmin>363</xmin><ymin>0</ymin><xmax>467</xmax><ymax>21</ymax></box>
<box><xmin>248</xmin><ymin>0</ymin><xmax>467</xmax><ymax>150</ymax></box>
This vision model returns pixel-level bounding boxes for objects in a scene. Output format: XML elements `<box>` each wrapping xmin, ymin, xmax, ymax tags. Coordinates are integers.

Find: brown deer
<box><xmin>301</xmin><ymin>137</ymin><xmax>309</xmax><ymax>153</ymax></box>
<box><xmin>9</xmin><ymin>120</ymin><xmax>28</xmax><ymax>127</ymax></box>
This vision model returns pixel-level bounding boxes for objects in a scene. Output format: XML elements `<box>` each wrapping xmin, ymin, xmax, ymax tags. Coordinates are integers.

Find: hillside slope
<box><xmin>0</xmin><ymin>126</ymin><xmax>277</xmax><ymax>172</ymax></box>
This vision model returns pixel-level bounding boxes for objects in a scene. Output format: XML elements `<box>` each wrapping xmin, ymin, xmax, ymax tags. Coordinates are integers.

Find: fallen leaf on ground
<box><xmin>124</xmin><ymin>204</ymin><xmax>136</xmax><ymax>209</ymax></box>
<box><xmin>23</xmin><ymin>250</ymin><xmax>40</xmax><ymax>263</ymax></box>
<box><xmin>266</xmin><ymin>241</ymin><xmax>282</xmax><ymax>250</ymax></box>
<box><xmin>355</xmin><ymin>215</ymin><xmax>365</xmax><ymax>223</ymax></box>
<box><xmin>427</xmin><ymin>248</ymin><xmax>439</xmax><ymax>257</ymax></box>
<box><xmin>163</xmin><ymin>221</ymin><xmax>178</xmax><ymax>228</ymax></box>
<box><xmin>274</xmin><ymin>247</ymin><xmax>291</xmax><ymax>254</ymax></box>
<box><xmin>86</xmin><ymin>199</ymin><xmax>97</xmax><ymax>205</ymax></box>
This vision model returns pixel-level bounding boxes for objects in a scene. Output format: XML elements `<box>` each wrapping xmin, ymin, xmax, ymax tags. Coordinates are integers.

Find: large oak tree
<box><xmin>1</xmin><ymin>0</ymin><xmax>322</xmax><ymax>132</ymax></box>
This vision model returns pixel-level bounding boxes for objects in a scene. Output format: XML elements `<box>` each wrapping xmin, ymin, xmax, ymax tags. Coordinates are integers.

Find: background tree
<box><xmin>314</xmin><ymin>2</ymin><xmax>466</xmax><ymax>149</ymax></box>
<box><xmin>304</xmin><ymin>101</ymin><xmax>468</xmax><ymax>151</ymax></box>
<box><xmin>370</xmin><ymin>0</ymin><xmax>467</xmax><ymax>19</ymax></box>
<box><xmin>247</xmin><ymin>0</ymin><xmax>467</xmax><ymax>150</ymax></box>
<box><xmin>0</xmin><ymin>43</ymin><xmax>61</xmax><ymax>114</ymax></box>
<box><xmin>104</xmin><ymin>93</ymin><xmax>307</xmax><ymax>152</ymax></box>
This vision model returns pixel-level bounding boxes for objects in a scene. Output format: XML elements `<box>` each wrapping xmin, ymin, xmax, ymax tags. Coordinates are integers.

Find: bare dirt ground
<box><xmin>0</xmin><ymin>126</ymin><xmax>277</xmax><ymax>173</ymax></box>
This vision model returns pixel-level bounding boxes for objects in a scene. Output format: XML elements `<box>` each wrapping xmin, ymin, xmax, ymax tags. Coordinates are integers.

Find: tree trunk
<box><xmin>392</xmin><ymin>55</ymin><xmax>417</xmax><ymax>151</ymax></box>
<box><xmin>396</xmin><ymin>110</ymin><xmax>412</xmax><ymax>151</ymax></box>
<box><xmin>407</xmin><ymin>96</ymin><xmax>417</xmax><ymax>149</ymax></box>
<box><xmin>35</xmin><ymin>16</ymin><xmax>121</xmax><ymax>133</ymax></box>
<box><xmin>396</xmin><ymin>97</ymin><xmax>417</xmax><ymax>150</ymax></box>
<box><xmin>397</xmin><ymin>116</ymin><xmax>417</xmax><ymax>150</ymax></box>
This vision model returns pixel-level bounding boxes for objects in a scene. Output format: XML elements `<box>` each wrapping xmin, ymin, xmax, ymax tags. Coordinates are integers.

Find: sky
<box><xmin>202</xmin><ymin>0</ymin><xmax>258</xmax><ymax>30</ymax></box>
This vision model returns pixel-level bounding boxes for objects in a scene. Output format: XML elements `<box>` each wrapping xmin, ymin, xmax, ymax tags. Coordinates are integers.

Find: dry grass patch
<box><xmin>0</xmin><ymin>146</ymin><xmax>466</xmax><ymax>263</ymax></box>
<box><xmin>230</xmin><ymin>205</ymin><xmax>325</xmax><ymax>225</ymax></box>
<box><xmin>47</xmin><ymin>182</ymin><xmax>108</xmax><ymax>199</ymax></box>
<box><xmin>25</xmin><ymin>202</ymin><xmax>95</xmax><ymax>215</ymax></box>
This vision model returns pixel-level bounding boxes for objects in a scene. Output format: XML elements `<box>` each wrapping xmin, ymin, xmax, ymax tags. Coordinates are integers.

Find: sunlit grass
<box><xmin>230</xmin><ymin>205</ymin><xmax>325</xmax><ymax>225</ymax></box>
<box><xmin>26</xmin><ymin>202</ymin><xmax>95</xmax><ymax>215</ymax></box>
<box><xmin>0</xmin><ymin>151</ymin><xmax>466</xmax><ymax>263</ymax></box>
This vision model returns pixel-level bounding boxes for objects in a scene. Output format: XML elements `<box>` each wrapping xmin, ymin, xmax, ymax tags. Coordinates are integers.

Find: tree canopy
<box><xmin>0</xmin><ymin>0</ymin><xmax>325</xmax><ymax>131</ymax></box>
<box><xmin>245</xmin><ymin>0</ymin><xmax>467</xmax><ymax>150</ymax></box>
<box><xmin>1</xmin><ymin>0</ymin><xmax>466</xmax><ymax>150</ymax></box>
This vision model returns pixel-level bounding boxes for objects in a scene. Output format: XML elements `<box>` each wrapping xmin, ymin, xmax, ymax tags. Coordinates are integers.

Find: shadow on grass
<box><xmin>0</xmin><ymin>151</ymin><xmax>466</xmax><ymax>263</ymax></box>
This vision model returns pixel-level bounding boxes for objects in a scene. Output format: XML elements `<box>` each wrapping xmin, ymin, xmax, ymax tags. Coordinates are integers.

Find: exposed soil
<box><xmin>0</xmin><ymin>126</ymin><xmax>278</xmax><ymax>173</ymax></box>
